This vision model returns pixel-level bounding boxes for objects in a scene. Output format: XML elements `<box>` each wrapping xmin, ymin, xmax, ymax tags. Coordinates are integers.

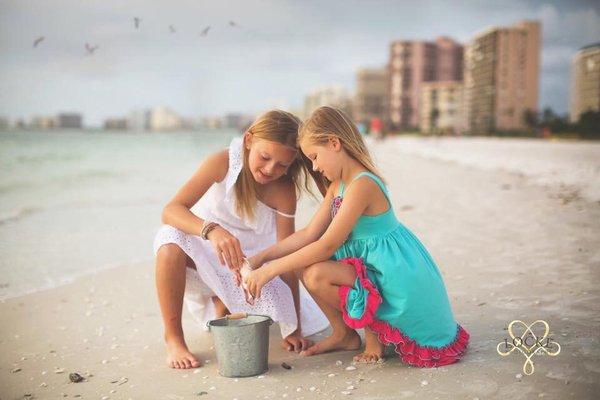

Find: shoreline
<box><xmin>0</xmin><ymin>258</ymin><xmax>155</xmax><ymax>302</ymax></box>
<box><xmin>3</xmin><ymin>136</ymin><xmax>599</xmax><ymax>301</ymax></box>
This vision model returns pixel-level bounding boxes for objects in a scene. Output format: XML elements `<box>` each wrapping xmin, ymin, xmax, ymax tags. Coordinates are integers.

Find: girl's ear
<box><xmin>329</xmin><ymin>136</ymin><xmax>342</xmax><ymax>151</ymax></box>
<box><xmin>244</xmin><ymin>131</ymin><xmax>252</xmax><ymax>149</ymax></box>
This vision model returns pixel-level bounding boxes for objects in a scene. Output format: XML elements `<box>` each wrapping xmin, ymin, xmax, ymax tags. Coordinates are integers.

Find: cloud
<box><xmin>539</xmin><ymin>4</ymin><xmax>600</xmax><ymax>45</ymax></box>
<box><xmin>1</xmin><ymin>0</ymin><xmax>599</xmax><ymax>124</ymax></box>
<box><xmin>536</xmin><ymin>3</ymin><xmax>600</xmax><ymax>112</ymax></box>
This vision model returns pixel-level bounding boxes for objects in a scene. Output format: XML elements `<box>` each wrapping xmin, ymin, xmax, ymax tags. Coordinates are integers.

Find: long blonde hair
<box><xmin>299</xmin><ymin>106</ymin><xmax>384</xmax><ymax>186</ymax></box>
<box><xmin>235</xmin><ymin>110</ymin><xmax>327</xmax><ymax>221</ymax></box>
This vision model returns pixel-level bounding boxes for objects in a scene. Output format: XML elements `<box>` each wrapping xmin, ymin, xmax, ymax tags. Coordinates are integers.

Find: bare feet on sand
<box><xmin>300</xmin><ymin>329</ymin><xmax>361</xmax><ymax>357</ymax></box>
<box><xmin>353</xmin><ymin>329</ymin><xmax>384</xmax><ymax>363</ymax></box>
<box><xmin>353</xmin><ymin>350</ymin><xmax>384</xmax><ymax>363</ymax></box>
<box><xmin>353</xmin><ymin>343</ymin><xmax>385</xmax><ymax>363</ymax></box>
<box><xmin>282</xmin><ymin>331</ymin><xmax>313</xmax><ymax>353</ymax></box>
<box><xmin>165</xmin><ymin>337</ymin><xmax>201</xmax><ymax>369</ymax></box>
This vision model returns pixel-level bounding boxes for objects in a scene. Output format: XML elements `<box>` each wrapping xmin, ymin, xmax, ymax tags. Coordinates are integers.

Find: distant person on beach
<box><xmin>356</xmin><ymin>122</ymin><xmax>367</xmax><ymax>135</ymax></box>
<box><xmin>370</xmin><ymin>117</ymin><xmax>384</xmax><ymax>141</ymax></box>
<box><xmin>244</xmin><ymin>106</ymin><xmax>469</xmax><ymax>366</ymax></box>
<box><xmin>153</xmin><ymin>110</ymin><xmax>329</xmax><ymax>369</ymax></box>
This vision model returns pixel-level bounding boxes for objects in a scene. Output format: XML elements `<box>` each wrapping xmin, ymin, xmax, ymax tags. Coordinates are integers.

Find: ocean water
<box><xmin>0</xmin><ymin>130</ymin><xmax>238</xmax><ymax>299</ymax></box>
<box><xmin>1</xmin><ymin>131</ymin><xmax>599</xmax><ymax>299</ymax></box>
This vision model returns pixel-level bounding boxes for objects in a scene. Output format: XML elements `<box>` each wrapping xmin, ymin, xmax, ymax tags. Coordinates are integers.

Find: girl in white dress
<box><xmin>154</xmin><ymin>110</ymin><xmax>329</xmax><ymax>369</ymax></box>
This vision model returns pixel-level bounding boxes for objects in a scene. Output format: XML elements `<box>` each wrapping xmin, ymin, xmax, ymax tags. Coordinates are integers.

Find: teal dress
<box><xmin>332</xmin><ymin>172</ymin><xmax>469</xmax><ymax>367</ymax></box>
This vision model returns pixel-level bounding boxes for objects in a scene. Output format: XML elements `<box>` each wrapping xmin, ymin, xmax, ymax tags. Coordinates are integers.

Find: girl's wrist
<box><xmin>205</xmin><ymin>225</ymin><xmax>218</xmax><ymax>240</ymax></box>
<box><xmin>264</xmin><ymin>263</ymin><xmax>277</xmax><ymax>280</ymax></box>
<box><xmin>249</xmin><ymin>253</ymin><xmax>266</xmax><ymax>269</ymax></box>
<box><xmin>201</xmin><ymin>220</ymin><xmax>220</xmax><ymax>240</ymax></box>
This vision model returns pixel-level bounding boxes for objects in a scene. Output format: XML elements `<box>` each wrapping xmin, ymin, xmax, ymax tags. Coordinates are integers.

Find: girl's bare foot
<box><xmin>165</xmin><ymin>336</ymin><xmax>201</xmax><ymax>369</ymax></box>
<box><xmin>353</xmin><ymin>329</ymin><xmax>384</xmax><ymax>363</ymax></box>
<box><xmin>353</xmin><ymin>347</ymin><xmax>384</xmax><ymax>363</ymax></box>
<box><xmin>300</xmin><ymin>329</ymin><xmax>361</xmax><ymax>357</ymax></box>
<box><xmin>282</xmin><ymin>331</ymin><xmax>313</xmax><ymax>353</ymax></box>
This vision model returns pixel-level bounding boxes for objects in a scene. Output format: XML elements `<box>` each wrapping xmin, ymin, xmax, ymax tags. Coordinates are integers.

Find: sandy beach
<box><xmin>1</xmin><ymin>137</ymin><xmax>599</xmax><ymax>400</ymax></box>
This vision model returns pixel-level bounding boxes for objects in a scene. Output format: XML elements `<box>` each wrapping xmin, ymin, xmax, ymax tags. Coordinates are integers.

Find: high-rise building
<box><xmin>128</xmin><ymin>109</ymin><xmax>151</xmax><ymax>131</ymax></box>
<box><xmin>0</xmin><ymin>117</ymin><xmax>9</xmax><ymax>130</ymax></box>
<box><xmin>103</xmin><ymin>118</ymin><xmax>128</xmax><ymax>130</ymax></box>
<box><xmin>419</xmin><ymin>81</ymin><xmax>465</xmax><ymax>134</ymax></box>
<box><xmin>223</xmin><ymin>113</ymin><xmax>255</xmax><ymax>130</ymax></box>
<box><xmin>149</xmin><ymin>106</ymin><xmax>182</xmax><ymax>131</ymax></box>
<box><xmin>353</xmin><ymin>67</ymin><xmax>388</xmax><ymax>126</ymax></box>
<box><xmin>57</xmin><ymin>113</ymin><xmax>83</xmax><ymax>129</ymax></box>
<box><xmin>388</xmin><ymin>37</ymin><xmax>463</xmax><ymax>130</ymax></box>
<box><xmin>201</xmin><ymin>116</ymin><xmax>223</xmax><ymax>129</ymax></box>
<box><xmin>303</xmin><ymin>85</ymin><xmax>353</xmax><ymax>120</ymax></box>
<box><xmin>461</xmin><ymin>44</ymin><xmax>474</xmax><ymax>134</ymax></box>
<box><xmin>465</xmin><ymin>20</ymin><xmax>540</xmax><ymax>134</ymax></box>
<box><xmin>31</xmin><ymin>116</ymin><xmax>55</xmax><ymax>129</ymax></box>
<box><xmin>570</xmin><ymin>42</ymin><xmax>600</xmax><ymax>123</ymax></box>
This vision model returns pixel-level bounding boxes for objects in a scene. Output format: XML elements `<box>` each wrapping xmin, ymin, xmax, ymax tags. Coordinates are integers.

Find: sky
<box><xmin>0</xmin><ymin>0</ymin><xmax>599</xmax><ymax>126</ymax></box>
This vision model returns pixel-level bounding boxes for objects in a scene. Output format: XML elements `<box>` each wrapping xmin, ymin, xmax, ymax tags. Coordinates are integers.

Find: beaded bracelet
<box><xmin>201</xmin><ymin>221</ymin><xmax>219</xmax><ymax>240</ymax></box>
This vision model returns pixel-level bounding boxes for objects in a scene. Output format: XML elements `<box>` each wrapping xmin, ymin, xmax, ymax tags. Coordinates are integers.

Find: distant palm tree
<box><xmin>430</xmin><ymin>108</ymin><xmax>440</xmax><ymax>135</ymax></box>
<box><xmin>523</xmin><ymin>108</ymin><xmax>538</xmax><ymax>131</ymax></box>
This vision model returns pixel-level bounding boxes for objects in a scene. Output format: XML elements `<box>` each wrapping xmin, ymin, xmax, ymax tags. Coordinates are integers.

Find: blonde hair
<box><xmin>235</xmin><ymin>110</ymin><xmax>326</xmax><ymax>221</ymax></box>
<box><xmin>299</xmin><ymin>106</ymin><xmax>384</xmax><ymax>186</ymax></box>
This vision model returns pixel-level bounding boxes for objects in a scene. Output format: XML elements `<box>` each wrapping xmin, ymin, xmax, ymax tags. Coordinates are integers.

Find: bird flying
<box><xmin>33</xmin><ymin>36</ymin><xmax>45</xmax><ymax>47</ymax></box>
<box><xmin>85</xmin><ymin>43</ymin><xmax>99</xmax><ymax>54</ymax></box>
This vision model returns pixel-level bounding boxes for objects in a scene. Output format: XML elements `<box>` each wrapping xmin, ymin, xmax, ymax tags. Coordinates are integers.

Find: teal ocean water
<box><xmin>0</xmin><ymin>130</ymin><xmax>238</xmax><ymax>299</ymax></box>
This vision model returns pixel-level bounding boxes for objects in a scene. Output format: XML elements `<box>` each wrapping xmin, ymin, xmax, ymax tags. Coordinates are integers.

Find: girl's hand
<box><xmin>206</xmin><ymin>225</ymin><xmax>245</xmax><ymax>271</ymax></box>
<box><xmin>233</xmin><ymin>269</ymin><xmax>243</xmax><ymax>287</ymax></box>
<box><xmin>247</xmin><ymin>254</ymin><xmax>265</xmax><ymax>270</ymax></box>
<box><xmin>244</xmin><ymin>266</ymin><xmax>275</xmax><ymax>299</ymax></box>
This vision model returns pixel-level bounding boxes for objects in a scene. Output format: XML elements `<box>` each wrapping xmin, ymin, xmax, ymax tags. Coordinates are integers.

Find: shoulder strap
<box><xmin>345</xmin><ymin>171</ymin><xmax>391</xmax><ymax>202</ymax></box>
<box><xmin>225</xmin><ymin>136</ymin><xmax>244</xmax><ymax>195</ymax></box>
<box><xmin>337</xmin><ymin>181</ymin><xmax>345</xmax><ymax>197</ymax></box>
<box><xmin>275</xmin><ymin>209</ymin><xmax>295</xmax><ymax>219</ymax></box>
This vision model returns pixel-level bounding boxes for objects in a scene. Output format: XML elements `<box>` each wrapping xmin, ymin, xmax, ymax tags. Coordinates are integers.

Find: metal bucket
<box><xmin>207</xmin><ymin>312</ymin><xmax>273</xmax><ymax>378</ymax></box>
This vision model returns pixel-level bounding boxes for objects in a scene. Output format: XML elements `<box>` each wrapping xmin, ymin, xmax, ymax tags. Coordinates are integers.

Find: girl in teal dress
<box><xmin>244</xmin><ymin>106</ymin><xmax>469</xmax><ymax>367</ymax></box>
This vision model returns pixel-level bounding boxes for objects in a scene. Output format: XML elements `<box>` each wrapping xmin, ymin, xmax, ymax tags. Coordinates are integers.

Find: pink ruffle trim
<box><xmin>372</xmin><ymin>320</ymin><xmax>470</xmax><ymax>368</ymax></box>
<box><xmin>337</xmin><ymin>257</ymin><xmax>470</xmax><ymax>368</ymax></box>
<box><xmin>338</xmin><ymin>257</ymin><xmax>383</xmax><ymax>329</ymax></box>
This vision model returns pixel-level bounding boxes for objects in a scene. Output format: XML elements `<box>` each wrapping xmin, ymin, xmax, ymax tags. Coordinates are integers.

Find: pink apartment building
<box><xmin>388</xmin><ymin>37</ymin><xmax>463</xmax><ymax>130</ymax></box>
<box><xmin>465</xmin><ymin>21</ymin><xmax>540</xmax><ymax>133</ymax></box>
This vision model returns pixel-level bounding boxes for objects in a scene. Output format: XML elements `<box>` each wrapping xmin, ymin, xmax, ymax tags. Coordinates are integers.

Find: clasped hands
<box><xmin>241</xmin><ymin>256</ymin><xmax>276</xmax><ymax>300</ymax></box>
<box><xmin>205</xmin><ymin>225</ymin><xmax>275</xmax><ymax>300</ymax></box>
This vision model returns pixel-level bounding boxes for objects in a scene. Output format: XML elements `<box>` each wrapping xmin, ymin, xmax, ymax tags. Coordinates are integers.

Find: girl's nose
<box><xmin>265</xmin><ymin>162</ymin><xmax>276</xmax><ymax>174</ymax></box>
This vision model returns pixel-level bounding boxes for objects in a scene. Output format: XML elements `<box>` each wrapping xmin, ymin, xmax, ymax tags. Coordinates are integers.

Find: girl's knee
<box><xmin>302</xmin><ymin>262</ymin><xmax>328</xmax><ymax>289</ymax></box>
<box><xmin>157</xmin><ymin>243</ymin><xmax>186</xmax><ymax>263</ymax></box>
<box><xmin>303</xmin><ymin>261</ymin><xmax>357</xmax><ymax>289</ymax></box>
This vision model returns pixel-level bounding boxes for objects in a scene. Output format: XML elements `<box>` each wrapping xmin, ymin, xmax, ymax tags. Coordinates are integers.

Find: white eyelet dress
<box><xmin>153</xmin><ymin>137</ymin><xmax>328</xmax><ymax>338</ymax></box>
